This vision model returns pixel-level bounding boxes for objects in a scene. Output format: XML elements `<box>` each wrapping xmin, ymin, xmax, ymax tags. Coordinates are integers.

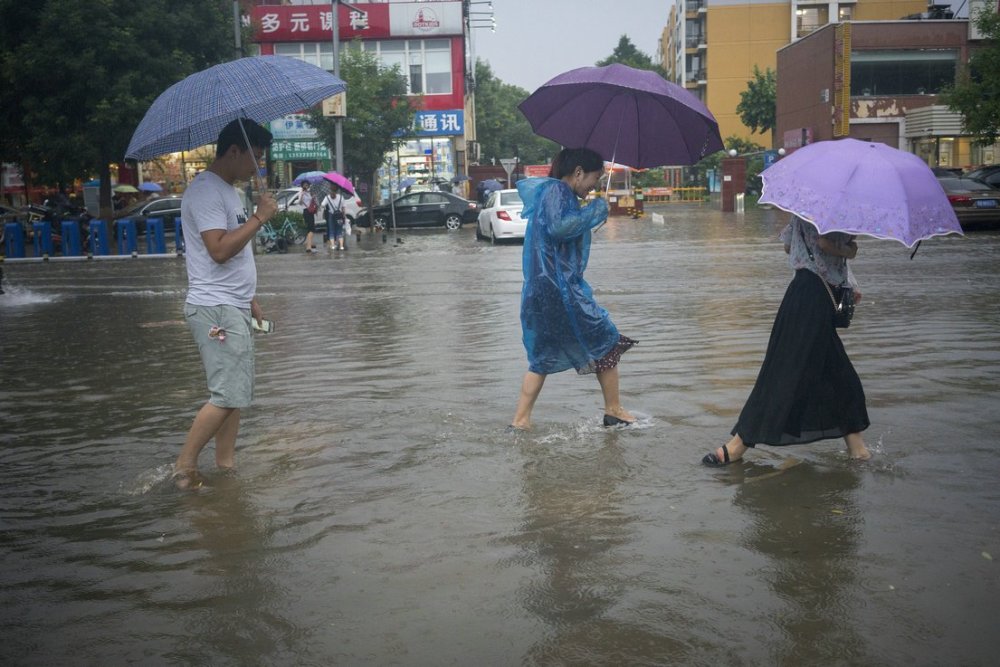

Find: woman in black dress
<box><xmin>702</xmin><ymin>216</ymin><xmax>871</xmax><ymax>466</ymax></box>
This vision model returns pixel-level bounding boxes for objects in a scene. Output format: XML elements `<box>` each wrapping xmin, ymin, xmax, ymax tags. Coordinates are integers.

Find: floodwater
<box><xmin>2</xmin><ymin>205</ymin><xmax>999</xmax><ymax>666</ymax></box>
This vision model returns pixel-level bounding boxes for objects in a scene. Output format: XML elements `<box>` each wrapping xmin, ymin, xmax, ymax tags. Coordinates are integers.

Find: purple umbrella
<box><xmin>292</xmin><ymin>170</ymin><xmax>326</xmax><ymax>186</ymax></box>
<box><xmin>322</xmin><ymin>171</ymin><xmax>355</xmax><ymax>196</ymax></box>
<box><xmin>759</xmin><ymin>139</ymin><xmax>963</xmax><ymax>248</ymax></box>
<box><xmin>518</xmin><ymin>64</ymin><xmax>724</xmax><ymax>168</ymax></box>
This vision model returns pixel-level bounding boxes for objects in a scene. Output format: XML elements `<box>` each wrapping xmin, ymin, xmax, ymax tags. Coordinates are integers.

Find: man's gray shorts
<box><xmin>184</xmin><ymin>304</ymin><xmax>255</xmax><ymax>408</ymax></box>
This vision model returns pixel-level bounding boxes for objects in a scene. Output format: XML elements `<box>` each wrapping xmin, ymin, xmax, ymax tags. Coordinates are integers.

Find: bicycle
<box><xmin>256</xmin><ymin>215</ymin><xmax>305</xmax><ymax>253</ymax></box>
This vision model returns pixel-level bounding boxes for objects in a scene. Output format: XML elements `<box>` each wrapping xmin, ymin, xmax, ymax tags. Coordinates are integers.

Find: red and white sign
<box><xmin>253</xmin><ymin>1</ymin><xmax>462</xmax><ymax>42</ymax></box>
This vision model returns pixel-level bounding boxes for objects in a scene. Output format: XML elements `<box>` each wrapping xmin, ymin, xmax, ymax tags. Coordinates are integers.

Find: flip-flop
<box><xmin>171</xmin><ymin>468</ymin><xmax>203</xmax><ymax>490</ymax></box>
<box><xmin>702</xmin><ymin>444</ymin><xmax>741</xmax><ymax>467</ymax></box>
<box><xmin>603</xmin><ymin>414</ymin><xmax>635</xmax><ymax>427</ymax></box>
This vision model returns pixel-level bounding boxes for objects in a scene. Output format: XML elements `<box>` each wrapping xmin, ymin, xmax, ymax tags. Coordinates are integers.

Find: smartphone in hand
<box><xmin>252</xmin><ymin>318</ymin><xmax>274</xmax><ymax>334</ymax></box>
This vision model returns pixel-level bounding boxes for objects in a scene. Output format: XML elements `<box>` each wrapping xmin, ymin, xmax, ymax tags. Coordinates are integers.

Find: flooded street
<box><xmin>2</xmin><ymin>204</ymin><xmax>999</xmax><ymax>665</ymax></box>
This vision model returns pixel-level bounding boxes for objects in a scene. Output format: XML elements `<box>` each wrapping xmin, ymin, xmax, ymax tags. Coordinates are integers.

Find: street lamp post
<box><xmin>331</xmin><ymin>0</ymin><xmax>368</xmax><ymax>174</ymax></box>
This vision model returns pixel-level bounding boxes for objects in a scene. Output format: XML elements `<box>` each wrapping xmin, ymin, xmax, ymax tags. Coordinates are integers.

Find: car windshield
<box><xmin>939</xmin><ymin>178</ymin><xmax>997</xmax><ymax>193</ymax></box>
<box><xmin>275</xmin><ymin>189</ymin><xmax>299</xmax><ymax>208</ymax></box>
<box><xmin>500</xmin><ymin>192</ymin><xmax>523</xmax><ymax>206</ymax></box>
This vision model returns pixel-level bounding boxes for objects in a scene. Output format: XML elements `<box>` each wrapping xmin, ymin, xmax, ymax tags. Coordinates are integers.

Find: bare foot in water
<box><xmin>844</xmin><ymin>433</ymin><xmax>872</xmax><ymax>460</ymax></box>
<box><xmin>171</xmin><ymin>468</ymin><xmax>203</xmax><ymax>490</ymax></box>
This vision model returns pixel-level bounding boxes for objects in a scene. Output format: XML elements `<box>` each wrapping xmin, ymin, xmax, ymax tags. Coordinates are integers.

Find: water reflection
<box><xmin>735</xmin><ymin>463</ymin><xmax>868</xmax><ymax>664</ymax></box>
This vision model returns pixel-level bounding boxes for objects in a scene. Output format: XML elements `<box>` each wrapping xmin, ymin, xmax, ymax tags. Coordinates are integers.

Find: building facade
<box><xmin>250</xmin><ymin>0</ymin><xmax>472</xmax><ymax>201</ymax></box>
<box><xmin>662</xmin><ymin>0</ymin><xmax>926</xmax><ymax>141</ymax></box>
<box><xmin>775</xmin><ymin>18</ymin><xmax>996</xmax><ymax>169</ymax></box>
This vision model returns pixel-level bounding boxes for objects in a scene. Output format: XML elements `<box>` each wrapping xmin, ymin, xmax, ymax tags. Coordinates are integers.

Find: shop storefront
<box><xmin>252</xmin><ymin>1</ymin><xmax>470</xmax><ymax>195</ymax></box>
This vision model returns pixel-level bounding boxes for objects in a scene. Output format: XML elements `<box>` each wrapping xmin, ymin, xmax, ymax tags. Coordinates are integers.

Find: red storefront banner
<box><xmin>252</xmin><ymin>2</ymin><xmax>463</xmax><ymax>42</ymax></box>
<box><xmin>254</xmin><ymin>4</ymin><xmax>391</xmax><ymax>41</ymax></box>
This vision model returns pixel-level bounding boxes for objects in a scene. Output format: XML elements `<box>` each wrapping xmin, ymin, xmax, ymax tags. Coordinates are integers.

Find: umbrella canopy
<box><xmin>397</xmin><ymin>177</ymin><xmax>416</xmax><ymax>191</ymax></box>
<box><xmin>451</xmin><ymin>175</ymin><xmax>470</xmax><ymax>183</ymax></box>
<box><xmin>113</xmin><ymin>184</ymin><xmax>140</xmax><ymax>193</ymax></box>
<box><xmin>138</xmin><ymin>182</ymin><xmax>163</xmax><ymax>192</ymax></box>
<box><xmin>518</xmin><ymin>63</ymin><xmax>724</xmax><ymax>168</ymax></box>
<box><xmin>293</xmin><ymin>170</ymin><xmax>327</xmax><ymax>186</ymax></box>
<box><xmin>481</xmin><ymin>179</ymin><xmax>503</xmax><ymax>192</ymax></box>
<box><xmin>758</xmin><ymin>138</ymin><xmax>963</xmax><ymax>248</ymax></box>
<box><xmin>125</xmin><ymin>56</ymin><xmax>346</xmax><ymax>161</ymax></box>
<box><xmin>322</xmin><ymin>171</ymin><xmax>355</xmax><ymax>196</ymax></box>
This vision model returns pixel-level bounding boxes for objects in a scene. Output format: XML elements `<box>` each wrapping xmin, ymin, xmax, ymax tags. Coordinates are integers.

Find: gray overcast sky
<box><xmin>469</xmin><ymin>0</ymin><xmax>670</xmax><ymax>93</ymax></box>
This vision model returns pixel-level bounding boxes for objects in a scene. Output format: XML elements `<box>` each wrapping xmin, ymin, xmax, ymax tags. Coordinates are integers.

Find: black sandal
<box><xmin>702</xmin><ymin>444</ymin><xmax>739</xmax><ymax>467</ymax></box>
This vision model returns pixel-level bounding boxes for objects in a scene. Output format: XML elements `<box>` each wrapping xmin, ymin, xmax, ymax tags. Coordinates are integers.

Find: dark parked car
<box><xmin>362</xmin><ymin>191</ymin><xmax>479</xmax><ymax>230</ymax></box>
<box><xmin>937</xmin><ymin>176</ymin><xmax>1000</xmax><ymax>230</ymax></box>
<box><xmin>115</xmin><ymin>195</ymin><xmax>183</xmax><ymax>234</ymax></box>
<box><xmin>965</xmin><ymin>165</ymin><xmax>1000</xmax><ymax>188</ymax></box>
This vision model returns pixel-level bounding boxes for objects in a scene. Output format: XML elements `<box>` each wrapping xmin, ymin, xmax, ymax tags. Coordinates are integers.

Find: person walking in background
<box><xmin>509</xmin><ymin>148</ymin><xmax>636</xmax><ymax>431</ymax></box>
<box><xmin>321</xmin><ymin>184</ymin><xmax>346</xmax><ymax>251</ymax></box>
<box><xmin>702</xmin><ymin>215</ymin><xmax>871</xmax><ymax>466</ymax></box>
<box><xmin>301</xmin><ymin>181</ymin><xmax>318</xmax><ymax>253</ymax></box>
<box><xmin>172</xmin><ymin>119</ymin><xmax>278</xmax><ymax>490</ymax></box>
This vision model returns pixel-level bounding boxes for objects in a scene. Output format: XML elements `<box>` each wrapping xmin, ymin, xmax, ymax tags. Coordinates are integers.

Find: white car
<box><xmin>476</xmin><ymin>189</ymin><xmax>525</xmax><ymax>243</ymax></box>
<box><xmin>275</xmin><ymin>186</ymin><xmax>364</xmax><ymax>223</ymax></box>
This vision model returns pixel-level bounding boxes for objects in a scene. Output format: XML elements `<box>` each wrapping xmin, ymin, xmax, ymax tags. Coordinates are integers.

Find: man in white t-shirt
<box><xmin>173</xmin><ymin>119</ymin><xmax>278</xmax><ymax>490</ymax></box>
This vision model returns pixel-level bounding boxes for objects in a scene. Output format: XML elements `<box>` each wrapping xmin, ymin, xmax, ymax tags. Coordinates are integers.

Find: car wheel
<box><xmin>444</xmin><ymin>214</ymin><xmax>462</xmax><ymax>230</ymax></box>
<box><xmin>490</xmin><ymin>226</ymin><xmax>498</xmax><ymax>245</ymax></box>
<box><xmin>475</xmin><ymin>222</ymin><xmax>484</xmax><ymax>241</ymax></box>
<box><xmin>374</xmin><ymin>216</ymin><xmax>388</xmax><ymax>231</ymax></box>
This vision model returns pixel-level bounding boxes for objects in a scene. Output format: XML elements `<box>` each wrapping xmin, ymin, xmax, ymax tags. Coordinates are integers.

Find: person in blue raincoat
<box><xmin>509</xmin><ymin>148</ymin><xmax>637</xmax><ymax>430</ymax></box>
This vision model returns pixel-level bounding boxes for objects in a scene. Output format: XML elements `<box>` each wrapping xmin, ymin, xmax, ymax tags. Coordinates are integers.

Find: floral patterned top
<box><xmin>779</xmin><ymin>216</ymin><xmax>857</xmax><ymax>289</ymax></box>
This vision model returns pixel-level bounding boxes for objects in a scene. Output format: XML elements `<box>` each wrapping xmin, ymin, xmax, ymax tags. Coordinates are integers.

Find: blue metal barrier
<box><xmin>115</xmin><ymin>219</ymin><xmax>138</xmax><ymax>255</ymax></box>
<box><xmin>146</xmin><ymin>217</ymin><xmax>166</xmax><ymax>254</ymax></box>
<box><xmin>174</xmin><ymin>218</ymin><xmax>185</xmax><ymax>253</ymax></box>
<box><xmin>32</xmin><ymin>221</ymin><xmax>53</xmax><ymax>257</ymax></box>
<box><xmin>90</xmin><ymin>219</ymin><xmax>110</xmax><ymax>255</ymax></box>
<box><xmin>61</xmin><ymin>220</ymin><xmax>82</xmax><ymax>256</ymax></box>
<box><xmin>4</xmin><ymin>222</ymin><xmax>26</xmax><ymax>257</ymax></box>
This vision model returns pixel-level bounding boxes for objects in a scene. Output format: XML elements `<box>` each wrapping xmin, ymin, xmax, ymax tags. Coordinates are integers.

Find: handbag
<box><xmin>797</xmin><ymin>221</ymin><xmax>856</xmax><ymax>328</ymax></box>
<box><xmin>306</xmin><ymin>197</ymin><xmax>318</xmax><ymax>214</ymax></box>
<box><xmin>823</xmin><ymin>281</ymin><xmax>855</xmax><ymax>328</ymax></box>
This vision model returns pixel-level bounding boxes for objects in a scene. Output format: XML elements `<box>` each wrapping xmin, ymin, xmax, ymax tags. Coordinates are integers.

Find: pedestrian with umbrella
<box><xmin>509</xmin><ymin>148</ymin><xmax>637</xmax><ymax>430</ymax></box>
<box><xmin>125</xmin><ymin>55</ymin><xmax>346</xmax><ymax>489</ymax></box>
<box><xmin>301</xmin><ymin>181</ymin><xmax>319</xmax><ymax>253</ymax></box>
<box><xmin>702</xmin><ymin>139</ymin><xmax>962</xmax><ymax>467</ymax></box>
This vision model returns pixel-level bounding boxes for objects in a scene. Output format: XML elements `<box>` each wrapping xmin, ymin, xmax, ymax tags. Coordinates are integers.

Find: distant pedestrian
<box><xmin>301</xmin><ymin>181</ymin><xmax>319</xmax><ymax>253</ymax></box>
<box><xmin>321</xmin><ymin>185</ymin><xmax>346</xmax><ymax>251</ymax></box>
<box><xmin>509</xmin><ymin>148</ymin><xmax>636</xmax><ymax>430</ymax></box>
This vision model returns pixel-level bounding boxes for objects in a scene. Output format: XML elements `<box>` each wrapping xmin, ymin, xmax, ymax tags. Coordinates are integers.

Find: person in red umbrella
<box><xmin>509</xmin><ymin>148</ymin><xmax>636</xmax><ymax>430</ymax></box>
<box><xmin>702</xmin><ymin>215</ymin><xmax>871</xmax><ymax>466</ymax></box>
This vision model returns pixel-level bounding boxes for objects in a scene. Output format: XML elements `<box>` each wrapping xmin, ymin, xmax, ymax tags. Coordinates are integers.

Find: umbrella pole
<box><xmin>594</xmin><ymin>109</ymin><xmax>625</xmax><ymax>233</ymax></box>
<box><xmin>236</xmin><ymin>117</ymin><xmax>267</xmax><ymax>197</ymax></box>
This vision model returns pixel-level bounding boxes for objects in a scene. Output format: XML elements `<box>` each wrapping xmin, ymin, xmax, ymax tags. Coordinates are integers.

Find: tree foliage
<box><xmin>940</xmin><ymin>5</ymin><xmax>1000</xmax><ymax>146</ymax></box>
<box><xmin>306</xmin><ymin>44</ymin><xmax>418</xmax><ymax>197</ymax></box>
<box><xmin>0</xmin><ymin>0</ymin><xmax>234</xmax><ymax>209</ymax></box>
<box><xmin>473</xmin><ymin>60</ymin><xmax>556</xmax><ymax>165</ymax></box>
<box><xmin>736</xmin><ymin>65</ymin><xmax>777</xmax><ymax>137</ymax></box>
<box><xmin>596</xmin><ymin>35</ymin><xmax>665</xmax><ymax>77</ymax></box>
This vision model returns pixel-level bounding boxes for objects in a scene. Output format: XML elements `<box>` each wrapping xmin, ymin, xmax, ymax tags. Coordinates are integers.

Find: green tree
<box><xmin>694</xmin><ymin>135</ymin><xmax>765</xmax><ymax>193</ymax></box>
<box><xmin>596</xmin><ymin>35</ymin><xmax>665</xmax><ymax>77</ymax></box>
<box><xmin>940</xmin><ymin>5</ymin><xmax>1000</xmax><ymax>146</ymax></box>
<box><xmin>306</xmin><ymin>44</ymin><xmax>418</xmax><ymax>203</ymax></box>
<box><xmin>473</xmin><ymin>60</ymin><xmax>556</xmax><ymax>166</ymax></box>
<box><xmin>0</xmin><ymin>0</ymin><xmax>233</xmax><ymax>213</ymax></box>
<box><xmin>736</xmin><ymin>65</ymin><xmax>777</xmax><ymax>138</ymax></box>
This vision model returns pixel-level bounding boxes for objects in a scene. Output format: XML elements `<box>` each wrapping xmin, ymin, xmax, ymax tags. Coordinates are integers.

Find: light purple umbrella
<box><xmin>322</xmin><ymin>171</ymin><xmax>355</xmax><ymax>196</ymax></box>
<box><xmin>518</xmin><ymin>64</ymin><xmax>724</xmax><ymax>168</ymax></box>
<box><xmin>292</xmin><ymin>170</ymin><xmax>327</xmax><ymax>186</ymax></box>
<box><xmin>759</xmin><ymin>138</ymin><xmax>963</xmax><ymax>248</ymax></box>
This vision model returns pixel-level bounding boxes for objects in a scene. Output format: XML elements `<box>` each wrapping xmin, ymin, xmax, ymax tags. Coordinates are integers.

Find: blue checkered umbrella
<box><xmin>125</xmin><ymin>56</ymin><xmax>345</xmax><ymax>161</ymax></box>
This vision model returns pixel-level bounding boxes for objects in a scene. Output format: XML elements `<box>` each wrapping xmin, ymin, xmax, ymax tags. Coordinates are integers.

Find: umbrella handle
<box><xmin>594</xmin><ymin>107</ymin><xmax>625</xmax><ymax>233</ymax></box>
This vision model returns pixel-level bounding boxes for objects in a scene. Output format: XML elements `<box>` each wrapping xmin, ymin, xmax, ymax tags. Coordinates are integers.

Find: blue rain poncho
<box><xmin>517</xmin><ymin>177</ymin><xmax>620</xmax><ymax>375</ymax></box>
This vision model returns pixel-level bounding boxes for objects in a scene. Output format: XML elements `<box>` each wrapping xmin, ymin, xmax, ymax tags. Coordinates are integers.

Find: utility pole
<box><xmin>232</xmin><ymin>0</ymin><xmax>242</xmax><ymax>59</ymax></box>
<box><xmin>331</xmin><ymin>0</ymin><xmax>367</xmax><ymax>174</ymax></box>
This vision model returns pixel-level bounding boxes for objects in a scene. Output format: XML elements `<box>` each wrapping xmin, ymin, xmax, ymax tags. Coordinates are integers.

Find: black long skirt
<box><xmin>733</xmin><ymin>269</ymin><xmax>870</xmax><ymax>447</ymax></box>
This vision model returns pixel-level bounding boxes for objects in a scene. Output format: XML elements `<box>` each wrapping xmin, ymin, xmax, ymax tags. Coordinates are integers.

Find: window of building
<box><xmin>274</xmin><ymin>38</ymin><xmax>453</xmax><ymax>96</ymax></box>
<box><xmin>838</xmin><ymin>4</ymin><xmax>854</xmax><ymax>21</ymax></box>
<box><xmin>362</xmin><ymin>39</ymin><xmax>453</xmax><ymax>96</ymax></box>
<box><xmin>796</xmin><ymin>5</ymin><xmax>829</xmax><ymax>38</ymax></box>
<box><xmin>850</xmin><ymin>50</ymin><xmax>957</xmax><ymax>96</ymax></box>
